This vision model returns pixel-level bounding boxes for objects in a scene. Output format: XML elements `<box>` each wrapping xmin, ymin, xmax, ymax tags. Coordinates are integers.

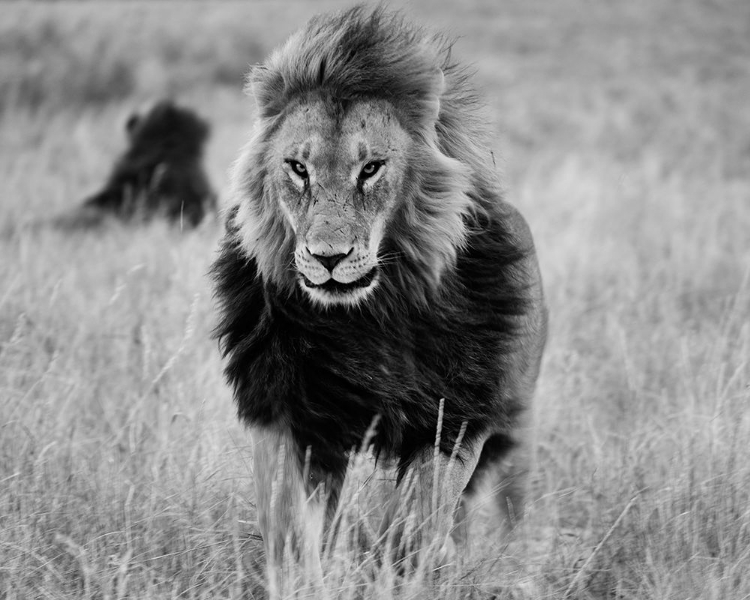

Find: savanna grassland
<box><xmin>1</xmin><ymin>1</ymin><xmax>749</xmax><ymax>598</ymax></box>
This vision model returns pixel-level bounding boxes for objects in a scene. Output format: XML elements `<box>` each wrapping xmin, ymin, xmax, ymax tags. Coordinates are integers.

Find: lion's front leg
<box><xmin>379</xmin><ymin>440</ymin><xmax>485</xmax><ymax>568</ymax></box>
<box><xmin>250</xmin><ymin>426</ymin><xmax>331</xmax><ymax>598</ymax></box>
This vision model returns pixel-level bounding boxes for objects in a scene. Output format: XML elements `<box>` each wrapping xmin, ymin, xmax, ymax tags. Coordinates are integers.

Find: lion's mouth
<box><xmin>301</xmin><ymin>268</ymin><xmax>378</xmax><ymax>295</ymax></box>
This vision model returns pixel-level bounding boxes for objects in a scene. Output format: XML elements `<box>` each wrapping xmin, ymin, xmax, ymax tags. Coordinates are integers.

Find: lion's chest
<box><xmin>247</xmin><ymin>304</ymin><xmax>498</xmax><ymax>459</ymax></box>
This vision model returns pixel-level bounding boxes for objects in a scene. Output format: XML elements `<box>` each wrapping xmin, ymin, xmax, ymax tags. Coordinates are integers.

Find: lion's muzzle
<box><xmin>295</xmin><ymin>243</ymin><xmax>379</xmax><ymax>305</ymax></box>
<box><xmin>308</xmin><ymin>247</ymin><xmax>353</xmax><ymax>274</ymax></box>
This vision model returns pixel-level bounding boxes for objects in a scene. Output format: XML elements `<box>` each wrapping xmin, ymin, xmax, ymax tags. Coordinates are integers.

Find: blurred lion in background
<box><xmin>76</xmin><ymin>100</ymin><xmax>217</xmax><ymax>228</ymax></box>
<box><xmin>2</xmin><ymin>100</ymin><xmax>217</xmax><ymax>238</ymax></box>
<box><xmin>212</xmin><ymin>5</ymin><xmax>547</xmax><ymax>593</ymax></box>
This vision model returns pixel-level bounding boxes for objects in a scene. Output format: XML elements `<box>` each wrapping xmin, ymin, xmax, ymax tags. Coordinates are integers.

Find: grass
<box><xmin>1</xmin><ymin>0</ymin><xmax>749</xmax><ymax>598</ymax></box>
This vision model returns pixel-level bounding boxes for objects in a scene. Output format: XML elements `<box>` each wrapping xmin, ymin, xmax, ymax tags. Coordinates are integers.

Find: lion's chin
<box><xmin>299</xmin><ymin>268</ymin><xmax>379</xmax><ymax>307</ymax></box>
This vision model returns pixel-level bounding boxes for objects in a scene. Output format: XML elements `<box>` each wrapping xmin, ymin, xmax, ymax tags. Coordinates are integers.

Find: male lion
<box><xmin>213</xmin><ymin>6</ymin><xmax>547</xmax><ymax>591</ymax></box>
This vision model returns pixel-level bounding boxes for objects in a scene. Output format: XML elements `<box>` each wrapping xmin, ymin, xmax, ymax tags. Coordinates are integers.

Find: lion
<box><xmin>75</xmin><ymin>100</ymin><xmax>217</xmax><ymax>228</ymax></box>
<box><xmin>1</xmin><ymin>100</ymin><xmax>217</xmax><ymax>239</ymax></box>
<box><xmin>212</xmin><ymin>6</ymin><xmax>547</xmax><ymax>592</ymax></box>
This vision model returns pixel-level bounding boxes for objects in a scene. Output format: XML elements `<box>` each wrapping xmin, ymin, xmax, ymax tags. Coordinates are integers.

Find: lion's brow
<box><xmin>357</xmin><ymin>142</ymin><xmax>368</xmax><ymax>162</ymax></box>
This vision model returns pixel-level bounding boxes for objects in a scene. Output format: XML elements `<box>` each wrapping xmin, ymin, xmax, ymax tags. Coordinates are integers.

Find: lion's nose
<box><xmin>309</xmin><ymin>248</ymin><xmax>352</xmax><ymax>273</ymax></box>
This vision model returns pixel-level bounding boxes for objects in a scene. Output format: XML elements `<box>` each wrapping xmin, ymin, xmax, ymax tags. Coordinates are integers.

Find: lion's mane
<box><xmin>213</xmin><ymin>6</ymin><xmax>544</xmax><ymax>479</ymax></box>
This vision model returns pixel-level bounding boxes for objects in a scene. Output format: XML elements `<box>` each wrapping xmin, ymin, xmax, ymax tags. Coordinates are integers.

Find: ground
<box><xmin>1</xmin><ymin>1</ymin><xmax>749</xmax><ymax>598</ymax></box>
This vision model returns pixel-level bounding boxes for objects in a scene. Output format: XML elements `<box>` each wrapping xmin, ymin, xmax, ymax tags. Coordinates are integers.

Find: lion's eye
<box><xmin>359</xmin><ymin>160</ymin><xmax>383</xmax><ymax>181</ymax></box>
<box><xmin>287</xmin><ymin>160</ymin><xmax>308</xmax><ymax>179</ymax></box>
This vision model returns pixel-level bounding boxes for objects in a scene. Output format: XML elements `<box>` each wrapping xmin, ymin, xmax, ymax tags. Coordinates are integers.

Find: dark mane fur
<box><xmin>212</xmin><ymin>6</ymin><xmax>547</xmax><ymax>481</ymax></box>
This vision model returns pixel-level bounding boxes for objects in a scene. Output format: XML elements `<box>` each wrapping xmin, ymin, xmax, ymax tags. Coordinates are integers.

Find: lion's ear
<box><xmin>246</xmin><ymin>65</ymin><xmax>285</xmax><ymax>118</ymax></box>
<box><xmin>125</xmin><ymin>112</ymin><xmax>141</xmax><ymax>140</ymax></box>
<box><xmin>423</xmin><ymin>67</ymin><xmax>445</xmax><ymax>124</ymax></box>
<box><xmin>410</xmin><ymin>66</ymin><xmax>445</xmax><ymax>134</ymax></box>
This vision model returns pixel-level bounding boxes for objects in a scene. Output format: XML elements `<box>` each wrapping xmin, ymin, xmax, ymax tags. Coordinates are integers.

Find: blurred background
<box><xmin>1</xmin><ymin>1</ymin><xmax>749</xmax><ymax>598</ymax></box>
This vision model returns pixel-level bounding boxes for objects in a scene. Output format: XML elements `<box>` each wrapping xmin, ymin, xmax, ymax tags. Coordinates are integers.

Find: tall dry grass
<box><xmin>1</xmin><ymin>1</ymin><xmax>749</xmax><ymax>598</ymax></box>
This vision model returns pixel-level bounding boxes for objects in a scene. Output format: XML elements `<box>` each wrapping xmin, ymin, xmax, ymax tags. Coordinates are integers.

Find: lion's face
<box><xmin>266</xmin><ymin>98</ymin><xmax>410</xmax><ymax>306</ymax></box>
